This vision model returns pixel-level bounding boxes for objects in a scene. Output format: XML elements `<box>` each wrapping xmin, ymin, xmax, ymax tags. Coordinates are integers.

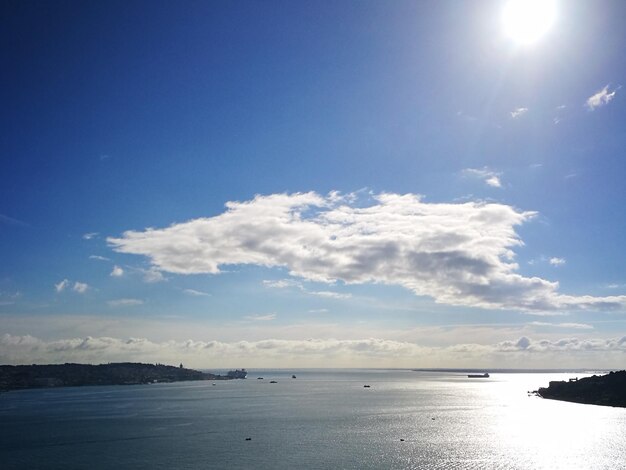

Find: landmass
<box><xmin>537</xmin><ymin>370</ymin><xmax>626</xmax><ymax>408</ymax></box>
<box><xmin>0</xmin><ymin>363</ymin><xmax>244</xmax><ymax>392</ymax></box>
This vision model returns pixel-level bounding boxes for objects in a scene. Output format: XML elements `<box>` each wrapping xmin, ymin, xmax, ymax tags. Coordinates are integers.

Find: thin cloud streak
<box><xmin>107</xmin><ymin>298</ymin><xmax>143</xmax><ymax>307</ymax></box>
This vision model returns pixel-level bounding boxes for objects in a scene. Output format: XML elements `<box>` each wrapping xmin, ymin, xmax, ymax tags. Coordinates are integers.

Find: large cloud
<box><xmin>108</xmin><ymin>192</ymin><xmax>626</xmax><ymax>313</ymax></box>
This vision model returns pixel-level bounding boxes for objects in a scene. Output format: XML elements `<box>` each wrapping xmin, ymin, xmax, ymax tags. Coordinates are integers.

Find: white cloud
<box><xmin>89</xmin><ymin>255</ymin><xmax>110</xmax><ymax>261</ymax></box>
<box><xmin>586</xmin><ymin>85</ymin><xmax>617</xmax><ymax>110</ymax></box>
<box><xmin>55</xmin><ymin>279</ymin><xmax>70</xmax><ymax>293</ymax></box>
<box><xmin>111</xmin><ymin>265</ymin><xmax>124</xmax><ymax>277</ymax></box>
<box><xmin>309</xmin><ymin>290</ymin><xmax>352</xmax><ymax>299</ymax></box>
<box><xmin>83</xmin><ymin>232</ymin><xmax>99</xmax><ymax>240</ymax></box>
<box><xmin>485</xmin><ymin>176</ymin><xmax>502</xmax><ymax>188</ymax></box>
<box><xmin>263</xmin><ymin>279</ymin><xmax>303</xmax><ymax>289</ymax></box>
<box><xmin>142</xmin><ymin>268</ymin><xmax>166</xmax><ymax>283</ymax></box>
<box><xmin>244</xmin><ymin>313</ymin><xmax>277</xmax><ymax>321</ymax></box>
<box><xmin>530</xmin><ymin>322</ymin><xmax>593</xmax><ymax>330</ymax></box>
<box><xmin>73</xmin><ymin>282</ymin><xmax>89</xmax><ymax>294</ymax></box>
<box><xmin>308</xmin><ymin>308</ymin><xmax>329</xmax><ymax>313</ymax></box>
<box><xmin>510</xmin><ymin>107</ymin><xmax>528</xmax><ymax>118</ymax></box>
<box><xmin>55</xmin><ymin>279</ymin><xmax>88</xmax><ymax>294</ymax></box>
<box><xmin>108</xmin><ymin>191</ymin><xmax>626</xmax><ymax>313</ymax></box>
<box><xmin>462</xmin><ymin>168</ymin><xmax>502</xmax><ymax>188</ymax></box>
<box><xmin>2</xmin><ymin>333</ymin><xmax>625</xmax><ymax>368</ymax></box>
<box><xmin>108</xmin><ymin>298</ymin><xmax>143</xmax><ymax>307</ymax></box>
<box><xmin>549</xmin><ymin>257</ymin><xmax>566</xmax><ymax>266</ymax></box>
<box><xmin>183</xmin><ymin>289</ymin><xmax>211</xmax><ymax>297</ymax></box>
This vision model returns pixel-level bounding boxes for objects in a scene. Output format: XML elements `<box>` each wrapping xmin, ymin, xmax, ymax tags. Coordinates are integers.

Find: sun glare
<box><xmin>502</xmin><ymin>0</ymin><xmax>557</xmax><ymax>46</ymax></box>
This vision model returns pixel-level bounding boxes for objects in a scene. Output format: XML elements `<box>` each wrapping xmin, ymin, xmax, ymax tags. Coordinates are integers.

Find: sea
<box><xmin>1</xmin><ymin>369</ymin><xmax>625</xmax><ymax>469</ymax></box>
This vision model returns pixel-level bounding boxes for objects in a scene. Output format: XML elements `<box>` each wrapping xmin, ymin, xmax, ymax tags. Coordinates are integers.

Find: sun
<box><xmin>502</xmin><ymin>0</ymin><xmax>557</xmax><ymax>46</ymax></box>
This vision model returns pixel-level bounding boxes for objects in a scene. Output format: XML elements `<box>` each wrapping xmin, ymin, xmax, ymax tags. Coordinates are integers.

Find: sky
<box><xmin>1</xmin><ymin>0</ymin><xmax>626</xmax><ymax>368</ymax></box>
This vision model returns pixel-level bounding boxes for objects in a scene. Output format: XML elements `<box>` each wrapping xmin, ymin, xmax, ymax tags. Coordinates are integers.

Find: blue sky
<box><xmin>1</xmin><ymin>0</ymin><xmax>625</xmax><ymax>368</ymax></box>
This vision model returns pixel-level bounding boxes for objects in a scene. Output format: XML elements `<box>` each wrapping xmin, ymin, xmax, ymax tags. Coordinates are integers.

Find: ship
<box><xmin>468</xmin><ymin>372</ymin><xmax>490</xmax><ymax>378</ymax></box>
<box><xmin>227</xmin><ymin>369</ymin><xmax>248</xmax><ymax>379</ymax></box>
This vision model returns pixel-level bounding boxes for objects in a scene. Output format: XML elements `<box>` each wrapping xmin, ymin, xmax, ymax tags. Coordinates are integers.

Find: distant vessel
<box><xmin>227</xmin><ymin>369</ymin><xmax>248</xmax><ymax>379</ymax></box>
<box><xmin>292</xmin><ymin>375</ymin><xmax>296</xmax><ymax>379</ymax></box>
<box><xmin>270</xmin><ymin>380</ymin><xmax>278</xmax><ymax>384</ymax></box>
<box><xmin>468</xmin><ymin>373</ymin><xmax>490</xmax><ymax>378</ymax></box>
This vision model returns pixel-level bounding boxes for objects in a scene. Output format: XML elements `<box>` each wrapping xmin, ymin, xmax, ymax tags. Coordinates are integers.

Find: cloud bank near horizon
<box><xmin>108</xmin><ymin>192</ymin><xmax>626</xmax><ymax>313</ymax></box>
<box><xmin>2</xmin><ymin>333</ymin><xmax>625</xmax><ymax>369</ymax></box>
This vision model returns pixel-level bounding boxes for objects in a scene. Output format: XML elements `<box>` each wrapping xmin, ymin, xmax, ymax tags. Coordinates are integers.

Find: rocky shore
<box><xmin>538</xmin><ymin>370</ymin><xmax>626</xmax><ymax>408</ymax></box>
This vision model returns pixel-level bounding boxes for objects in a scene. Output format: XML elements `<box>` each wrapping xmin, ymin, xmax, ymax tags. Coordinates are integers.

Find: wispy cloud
<box><xmin>309</xmin><ymin>290</ymin><xmax>352</xmax><ymax>299</ymax></box>
<box><xmin>108</xmin><ymin>191</ymin><xmax>626</xmax><ymax>313</ymax></box>
<box><xmin>83</xmin><ymin>232</ymin><xmax>99</xmax><ymax>240</ymax></box>
<box><xmin>89</xmin><ymin>255</ymin><xmax>110</xmax><ymax>261</ymax></box>
<box><xmin>110</xmin><ymin>266</ymin><xmax>124</xmax><ymax>277</ymax></box>
<box><xmin>55</xmin><ymin>279</ymin><xmax>70</xmax><ymax>293</ymax></box>
<box><xmin>107</xmin><ymin>298</ymin><xmax>143</xmax><ymax>307</ymax></box>
<box><xmin>0</xmin><ymin>214</ymin><xmax>28</xmax><ymax>227</ymax></box>
<box><xmin>263</xmin><ymin>279</ymin><xmax>350</xmax><ymax>299</ymax></box>
<box><xmin>244</xmin><ymin>313</ymin><xmax>277</xmax><ymax>321</ymax></box>
<box><xmin>263</xmin><ymin>279</ymin><xmax>303</xmax><ymax>289</ymax></box>
<box><xmin>308</xmin><ymin>308</ymin><xmax>329</xmax><ymax>314</ymax></box>
<box><xmin>549</xmin><ymin>257</ymin><xmax>566</xmax><ymax>267</ymax></box>
<box><xmin>462</xmin><ymin>168</ymin><xmax>502</xmax><ymax>188</ymax></box>
<box><xmin>456</xmin><ymin>110</ymin><xmax>478</xmax><ymax>123</ymax></box>
<box><xmin>510</xmin><ymin>107</ymin><xmax>528</xmax><ymax>119</ymax></box>
<box><xmin>56</xmin><ymin>279</ymin><xmax>89</xmax><ymax>294</ymax></box>
<box><xmin>182</xmin><ymin>289</ymin><xmax>211</xmax><ymax>297</ymax></box>
<box><xmin>530</xmin><ymin>321</ymin><xmax>593</xmax><ymax>330</ymax></box>
<box><xmin>605</xmin><ymin>283</ymin><xmax>624</xmax><ymax>290</ymax></box>
<box><xmin>586</xmin><ymin>85</ymin><xmax>617</xmax><ymax>110</ymax></box>
<box><xmin>0</xmin><ymin>291</ymin><xmax>21</xmax><ymax>306</ymax></box>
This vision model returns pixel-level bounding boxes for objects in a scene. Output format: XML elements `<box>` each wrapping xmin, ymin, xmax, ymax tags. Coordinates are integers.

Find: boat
<box><xmin>270</xmin><ymin>380</ymin><xmax>278</xmax><ymax>384</ymax></box>
<box><xmin>363</xmin><ymin>385</ymin><xmax>371</xmax><ymax>388</ymax></box>
<box><xmin>227</xmin><ymin>369</ymin><xmax>248</xmax><ymax>379</ymax></box>
<box><xmin>292</xmin><ymin>375</ymin><xmax>296</xmax><ymax>379</ymax></box>
<box><xmin>468</xmin><ymin>373</ymin><xmax>490</xmax><ymax>378</ymax></box>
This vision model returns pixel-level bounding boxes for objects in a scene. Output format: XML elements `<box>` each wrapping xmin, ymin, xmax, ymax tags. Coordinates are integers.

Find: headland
<box><xmin>537</xmin><ymin>370</ymin><xmax>626</xmax><ymax>408</ymax></box>
<box><xmin>0</xmin><ymin>362</ymin><xmax>240</xmax><ymax>392</ymax></box>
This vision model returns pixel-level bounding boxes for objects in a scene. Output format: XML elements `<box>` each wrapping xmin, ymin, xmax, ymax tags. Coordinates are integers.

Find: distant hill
<box><xmin>0</xmin><ymin>362</ymin><xmax>233</xmax><ymax>392</ymax></box>
<box><xmin>538</xmin><ymin>370</ymin><xmax>626</xmax><ymax>408</ymax></box>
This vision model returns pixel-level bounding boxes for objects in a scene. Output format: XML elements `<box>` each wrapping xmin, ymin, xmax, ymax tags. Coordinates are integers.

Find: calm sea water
<box><xmin>1</xmin><ymin>369</ymin><xmax>625</xmax><ymax>469</ymax></box>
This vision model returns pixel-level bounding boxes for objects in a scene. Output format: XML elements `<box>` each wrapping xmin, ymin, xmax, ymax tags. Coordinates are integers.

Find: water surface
<box><xmin>1</xmin><ymin>369</ymin><xmax>624</xmax><ymax>469</ymax></box>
